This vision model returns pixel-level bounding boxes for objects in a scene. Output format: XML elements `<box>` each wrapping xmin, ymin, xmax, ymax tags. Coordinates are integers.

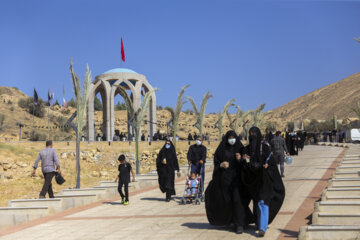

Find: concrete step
<box><xmin>54</xmin><ymin>194</ymin><xmax>98</xmax><ymax>208</ymax></box>
<box><xmin>299</xmin><ymin>225</ymin><xmax>360</xmax><ymax>240</ymax></box>
<box><xmin>0</xmin><ymin>207</ymin><xmax>49</xmax><ymax>230</ymax></box>
<box><xmin>328</xmin><ymin>179</ymin><xmax>360</xmax><ymax>187</ymax></box>
<box><xmin>334</xmin><ymin>171</ymin><xmax>360</xmax><ymax>178</ymax></box>
<box><xmin>93</xmin><ymin>185</ymin><xmax>136</xmax><ymax>195</ymax></box>
<box><xmin>323</xmin><ymin>188</ymin><xmax>360</xmax><ymax>197</ymax></box>
<box><xmin>322</xmin><ymin>196</ymin><xmax>360</xmax><ymax>202</ymax></box>
<box><xmin>339</xmin><ymin>163</ymin><xmax>360</xmax><ymax>168</ymax></box>
<box><xmin>61</xmin><ymin>188</ymin><xmax>110</xmax><ymax>199</ymax></box>
<box><xmin>337</xmin><ymin>167</ymin><xmax>360</xmax><ymax>172</ymax></box>
<box><xmin>8</xmin><ymin>198</ymin><xmax>65</xmax><ymax>213</ymax></box>
<box><xmin>312</xmin><ymin>212</ymin><xmax>360</xmax><ymax>225</ymax></box>
<box><xmin>315</xmin><ymin>201</ymin><xmax>360</xmax><ymax>214</ymax></box>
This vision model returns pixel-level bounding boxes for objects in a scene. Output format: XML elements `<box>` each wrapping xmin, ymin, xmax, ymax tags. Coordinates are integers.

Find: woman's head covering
<box><xmin>162</xmin><ymin>138</ymin><xmax>176</xmax><ymax>153</ymax></box>
<box><xmin>248</xmin><ymin>126</ymin><xmax>262</xmax><ymax>162</ymax></box>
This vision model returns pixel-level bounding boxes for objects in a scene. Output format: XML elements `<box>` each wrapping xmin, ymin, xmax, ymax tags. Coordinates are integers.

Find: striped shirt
<box><xmin>33</xmin><ymin>147</ymin><xmax>60</xmax><ymax>173</ymax></box>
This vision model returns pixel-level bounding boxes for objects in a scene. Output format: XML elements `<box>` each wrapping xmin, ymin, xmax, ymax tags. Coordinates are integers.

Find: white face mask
<box><xmin>228</xmin><ymin>138</ymin><xmax>236</xmax><ymax>145</ymax></box>
<box><xmin>195</xmin><ymin>140</ymin><xmax>202</xmax><ymax>146</ymax></box>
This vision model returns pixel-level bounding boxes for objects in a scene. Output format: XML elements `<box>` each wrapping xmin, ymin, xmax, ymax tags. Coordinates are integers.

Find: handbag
<box><xmin>285</xmin><ymin>156</ymin><xmax>293</xmax><ymax>165</ymax></box>
<box><xmin>55</xmin><ymin>172</ymin><xmax>66</xmax><ymax>185</ymax></box>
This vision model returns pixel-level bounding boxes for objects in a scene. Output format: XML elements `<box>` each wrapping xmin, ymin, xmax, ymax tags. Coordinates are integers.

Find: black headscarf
<box><xmin>248</xmin><ymin>127</ymin><xmax>262</xmax><ymax>163</ymax></box>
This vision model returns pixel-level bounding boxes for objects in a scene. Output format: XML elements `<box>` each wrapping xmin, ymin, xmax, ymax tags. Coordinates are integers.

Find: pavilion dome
<box><xmin>104</xmin><ymin>68</ymin><xmax>137</xmax><ymax>74</ymax></box>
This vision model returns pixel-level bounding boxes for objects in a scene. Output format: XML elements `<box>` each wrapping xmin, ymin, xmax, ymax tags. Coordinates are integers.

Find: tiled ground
<box><xmin>0</xmin><ymin>145</ymin><xmax>344</xmax><ymax>240</ymax></box>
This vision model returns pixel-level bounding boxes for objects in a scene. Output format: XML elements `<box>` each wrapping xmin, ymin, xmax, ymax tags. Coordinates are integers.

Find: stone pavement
<box><xmin>0</xmin><ymin>145</ymin><xmax>344</xmax><ymax>240</ymax></box>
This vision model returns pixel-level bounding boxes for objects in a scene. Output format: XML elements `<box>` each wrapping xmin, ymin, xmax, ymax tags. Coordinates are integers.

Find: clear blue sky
<box><xmin>0</xmin><ymin>0</ymin><xmax>360</xmax><ymax>113</ymax></box>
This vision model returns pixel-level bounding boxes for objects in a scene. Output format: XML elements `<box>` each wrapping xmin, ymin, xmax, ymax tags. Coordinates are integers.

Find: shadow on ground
<box><xmin>278</xmin><ymin>228</ymin><xmax>299</xmax><ymax>238</ymax></box>
<box><xmin>182</xmin><ymin>222</ymin><xmax>258</xmax><ymax>237</ymax></box>
<box><xmin>103</xmin><ymin>202</ymin><xmax>123</xmax><ymax>205</ymax></box>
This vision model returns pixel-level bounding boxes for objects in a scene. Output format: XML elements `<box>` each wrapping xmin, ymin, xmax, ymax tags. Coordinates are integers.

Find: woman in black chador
<box><xmin>156</xmin><ymin>139</ymin><xmax>180</xmax><ymax>202</ymax></box>
<box><xmin>242</xmin><ymin>127</ymin><xmax>285</xmax><ymax>237</ymax></box>
<box><xmin>205</xmin><ymin>130</ymin><xmax>253</xmax><ymax>234</ymax></box>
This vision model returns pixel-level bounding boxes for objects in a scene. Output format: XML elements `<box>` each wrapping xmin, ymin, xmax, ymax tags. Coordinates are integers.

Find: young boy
<box><xmin>115</xmin><ymin>154</ymin><xmax>135</xmax><ymax>205</ymax></box>
<box><xmin>186</xmin><ymin>172</ymin><xmax>199</xmax><ymax>196</ymax></box>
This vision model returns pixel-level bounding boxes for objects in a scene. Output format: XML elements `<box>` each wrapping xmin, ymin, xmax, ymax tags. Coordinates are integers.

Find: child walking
<box><xmin>115</xmin><ymin>154</ymin><xmax>135</xmax><ymax>205</ymax></box>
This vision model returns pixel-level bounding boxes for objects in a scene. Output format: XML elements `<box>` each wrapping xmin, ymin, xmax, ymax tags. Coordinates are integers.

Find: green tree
<box><xmin>67</xmin><ymin>98</ymin><xmax>76</xmax><ymax>108</ymax></box>
<box><xmin>186</xmin><ymin>91</ymin><xmax>213</xmax><ymax>136</ymax></box>
<box><xmin>69</xmin><ymin>59</ymin><xmax>92</xmax><ymax>189</ymax></box>
<box><xmin>115</xmin><ymin>101</ymin><xmax>127</xmax><ymax>111</ymax></box>
<box><xmin>94</xmin><ymin>96</ymin><xmax>103</xmax><ymax>111</ymax></box>
<box><xmin>18</xmin><ymin>97</ymin><xmax>46</xmax><ymax>118</ymax></box>
<box><xmin>165</xmin><ymin>85</ymin><xmax>189</xmax><ymax>148</ymax></box>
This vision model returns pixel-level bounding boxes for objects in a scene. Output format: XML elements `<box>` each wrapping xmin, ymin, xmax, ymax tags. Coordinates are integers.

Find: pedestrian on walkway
<box><xmin>114</xmin><ymin>154</ymin><xmax>135</xmax><ymax>205</ymax></box>
<box><xmin>187</xmin><ymin>135</ymin><xmax>207</xmax><ymax>192</ymax></box>
<box><xmin>242</xmin><ymin>127</ymin><xmax>285</xmax><ymax>237</ymax></box>
<box><xmin>156</xmin><ymin>139</ymin><xmax>181</xmax><ymax>202</ymax></box>
<box><xmin>205</xmin><ymin>130</ymin><xmax>253</xmax><ymax>234</ymax></box>
<box><xmin>270</xmin><ymin>131</ymin><xmax>289</xmax><ymax>177</ymax></box>
<box><xmin>31</xmin><ymin>140</ymin><xmax>61</xmax><ymax>199</ymax></box>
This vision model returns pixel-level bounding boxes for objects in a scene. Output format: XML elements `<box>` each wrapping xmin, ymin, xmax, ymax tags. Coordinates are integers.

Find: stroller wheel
<box><xmin>201</xmin><ymin>196</ymin><xmax>205</xmax><ymax>202</ymax></box>
<box><xmin>195</xmin><ymin>199</ymin><xmax>201</xmax><ymax>205</ymax></box>
<box><xmin>180</xmin><ymin>198</ymin><xmax>186</xmax><ymax>205</ymax></box>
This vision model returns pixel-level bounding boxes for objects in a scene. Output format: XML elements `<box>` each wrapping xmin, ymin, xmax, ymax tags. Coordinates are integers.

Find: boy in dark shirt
<box><xmin>114</xmin><ymin>154</ymin><xmax>135</xmax><ymax>205</ymax></box>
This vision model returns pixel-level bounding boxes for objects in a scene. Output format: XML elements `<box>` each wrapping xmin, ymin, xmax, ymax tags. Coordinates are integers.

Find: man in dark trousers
<box><xmin>270</xmin><ymin>131</ymin><xmax>289</xmax><ymax>178</ymax></box>
<box><xmin>32</xmin><ymin>140</ymin><xmax>61</xmax><ymax>198</ymax></box>
<box><xmin>187</xmin><ymin>136</ymin><xmax>207</xmax><ymax>192</ymax></box>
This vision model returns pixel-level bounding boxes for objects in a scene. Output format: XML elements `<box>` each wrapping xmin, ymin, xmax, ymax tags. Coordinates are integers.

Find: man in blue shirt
<box><xmin>32</xmin><ymin>140</ymin><xmax>61</xmax><ymax>198</ymax></box>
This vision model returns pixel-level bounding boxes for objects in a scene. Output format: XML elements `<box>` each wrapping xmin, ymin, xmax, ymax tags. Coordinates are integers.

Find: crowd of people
<box><xmin>33</xmin><ymin>127</ymin><xmax>308</xmax><ymax>238</ymax></box>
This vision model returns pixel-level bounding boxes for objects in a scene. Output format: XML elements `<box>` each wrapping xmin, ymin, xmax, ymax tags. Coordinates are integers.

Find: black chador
<box><xmin>156</xmin><ymin>141</ymin><xmax>180</xmax><ymax>201</ymax></box>
<box><xmin>241</xmin><ymin>127</ymin><xmax>285</xmax><ymax>235</ymax></box>
<box><xmin>205</xmin><ymin>131</ymin><xmax>253</xmax><ymax>231</ymax></box>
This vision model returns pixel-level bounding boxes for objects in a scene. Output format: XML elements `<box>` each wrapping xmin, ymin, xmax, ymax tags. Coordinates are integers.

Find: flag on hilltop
<box><xmin>33</xmin><ymin>89</ymin><xmax>38</xmax><ymax>106</ymax></box>
<box><xmin>48</xmin><ymin>89</ymin><xmax>54</xmax><ymax>106</ymax></box>
<box><xmin>121</xmin><ymin>37</ymin><xmax>125</xmax><ymax>62</ymax></box>
<box><xmin>62</xmin><ymin>85</ymin><xmax>66</xmax><ymax>108</ymax></box>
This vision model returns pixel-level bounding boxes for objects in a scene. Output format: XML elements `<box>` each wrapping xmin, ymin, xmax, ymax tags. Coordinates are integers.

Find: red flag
<box><xmin>121</xmin><ymin>37</ymin><xmax>125</xmax><ymax>62</ymax></box>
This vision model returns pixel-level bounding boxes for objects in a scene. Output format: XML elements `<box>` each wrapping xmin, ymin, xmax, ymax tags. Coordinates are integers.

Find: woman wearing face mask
<box><xmin>156</xmin><ymin>139</ymin><xmax>181</xmax><ymax>202</ymax></box>
<box><xmin>241</xmin><ymin>127</ymin><xmax>285</xmax><ymax>237</ymax></box>
<box><xmin>205</xmin><ymin>130</ymin><xmax>253</xmax><ymax>234</ymax></box>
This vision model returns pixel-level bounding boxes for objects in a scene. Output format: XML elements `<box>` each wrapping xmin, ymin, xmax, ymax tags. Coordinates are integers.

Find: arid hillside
<box><xmin>267</xmin><ymin>72</ymin><xmax>360</xmax><ymax>122</ymax></box>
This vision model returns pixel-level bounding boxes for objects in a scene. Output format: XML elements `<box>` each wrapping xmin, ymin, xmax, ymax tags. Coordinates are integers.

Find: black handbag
<box><xmin>55</xmin><ymin>172</ymin><xmax>66</xmax><ymax>185</ymax></box>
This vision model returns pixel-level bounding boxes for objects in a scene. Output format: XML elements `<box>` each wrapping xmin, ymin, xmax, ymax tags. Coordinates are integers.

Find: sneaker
<box><xmin>121</xmin><ymin>198</ymin><xmax>125</xmax><ymax>204</ymax></box>
<box><xmin>124</xmin><ymin>201</ymin><xmax>129</xmax><ymax>205</ymax></box>
<box><xmin>258</xmin><ymin>230</ymin><xmax>265</xmax><ymax>237</ymax></box>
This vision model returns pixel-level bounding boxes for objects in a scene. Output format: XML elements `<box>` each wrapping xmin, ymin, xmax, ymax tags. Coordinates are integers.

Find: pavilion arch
<box><xmin>87</xmin><ymin>68</ymin><xmax>157</xmax><ymax>141</ymax></box>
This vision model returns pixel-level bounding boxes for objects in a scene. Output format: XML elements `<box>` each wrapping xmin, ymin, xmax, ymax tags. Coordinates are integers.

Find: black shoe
<box><xmin>235</xmin><ymin>226</ymin><xmax>243</xmax><ymax>234</ymax></box>
<box><xmin>39</xmin><ymin>195</ymin><xmax>45</xmax><ymax>199</ymax></box>
<box><xmin>258</xmin><ymin>230</ymin><xmax>265</xmax><ymax>237</ymax></box>
<box><xmin>165</xmin><ymin>198</ymin><xmax>170</xmax><ymax>202</ymax></box>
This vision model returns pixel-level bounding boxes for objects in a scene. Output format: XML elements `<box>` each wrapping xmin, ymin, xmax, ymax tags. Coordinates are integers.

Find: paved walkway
<box><xmin>0</xmin><ymin>145</ymin><xmax>344</xmax><ymax>240</ymax></box>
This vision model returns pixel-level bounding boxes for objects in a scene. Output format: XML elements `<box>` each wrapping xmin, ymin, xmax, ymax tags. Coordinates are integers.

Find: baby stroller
<box><xmin>180</xmin><ymin>164</ymin><xmax>204</xmax><ymax>205</ymax></box>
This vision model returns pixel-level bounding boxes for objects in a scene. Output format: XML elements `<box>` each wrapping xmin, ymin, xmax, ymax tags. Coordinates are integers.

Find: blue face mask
<box><xmin>165</xmin><ymin>144</ymin><xmax>170</xmax><ymax>149</ymax></box>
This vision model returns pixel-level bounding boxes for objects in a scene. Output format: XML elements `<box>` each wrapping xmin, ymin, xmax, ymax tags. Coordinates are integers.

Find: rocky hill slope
<box><xmin>267</xmin><ymin>72</ymin><xmax>360</xmax><ymax>122</ymax></box>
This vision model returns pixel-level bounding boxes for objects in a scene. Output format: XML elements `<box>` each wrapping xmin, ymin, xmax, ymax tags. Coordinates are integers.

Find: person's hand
<box><xmin>57</xmin><ymin>170</ymin><xmax>62</xmax><ymax>176</ymax></box>
<box><xmin>177</xmin><ymin>172</ymin><xmax>181</xmax><ymax>177</ymax></box>
<box><xmin>199</xmin><ymin>160</ymin><xmax>204</xmax><ymax>165</ymax></box>
<box><xmin>188</xmin><ymin>161</ymin><xmax>192</xmax><ymax>165</ymax></box>
<box><xmin>31</xmin><ymin>170</ymin><xmax>36</xmax><ymax>177</ymax></box>
<box><xmin>286</xmin><ymin>152</ymin><xmax>290</xmax><ymax>156</ymax></box>
<box><xmin>242</xmin><ymin>154</ymin><xmax>250</xmax><ymax>160</ymax></box>
<box><xmin>132</xmin><ymin>177</ymin><xmax>136</xmax><ymax>182</ymax></box>
<box><xmin>220</xmin><ymin>161</ymin><xmax>229</xmax><ymax>168</ymax></box>
<box><xmin>235</xmin><ymin>153</ymin><xmax>241</xmax><ymax>160</ymax></box>
<box><xmin>162</xmin><ymin>160</ymin><xmax>166</xmax><ymax>164</ymax></box>
<box><xmin>263</xmin><ymin>163</ymin><xmax>269</xmax><ymax>169</ymax></box>
<box><xmin>114</xmin><ymin>179</ymin><xmax>118</xmax><ymax>183</ymax></box>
